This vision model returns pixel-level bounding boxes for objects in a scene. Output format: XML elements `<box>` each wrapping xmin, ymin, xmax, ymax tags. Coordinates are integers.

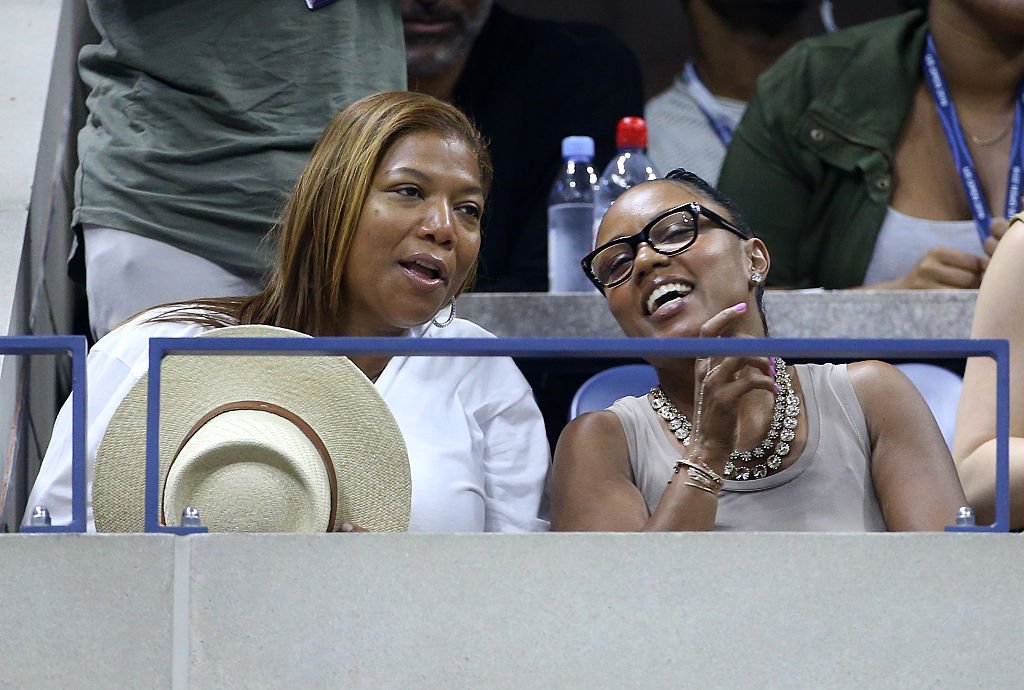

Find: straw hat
<box><xmin>92</xmin><ymin>324</ymin><xmax>411</xmax><ymax>533</ymax></box>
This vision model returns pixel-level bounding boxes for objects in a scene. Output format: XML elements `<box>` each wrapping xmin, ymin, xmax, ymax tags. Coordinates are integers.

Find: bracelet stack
<box><xmin>668</xmin><ymin>456</ymin><xmax>723</xmax><ymax>496</ymax></box>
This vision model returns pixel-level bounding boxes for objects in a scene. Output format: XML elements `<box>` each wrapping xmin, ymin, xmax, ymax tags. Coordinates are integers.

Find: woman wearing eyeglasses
<box><xmin>550</xmin><ymin>169</ymin><xmax>966</xmax><ymax>531</ymax></box>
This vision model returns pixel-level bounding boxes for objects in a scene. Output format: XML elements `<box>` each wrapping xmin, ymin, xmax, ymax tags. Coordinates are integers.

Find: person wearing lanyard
<box><xmin>645</xmin><ymin>0</ymin><xmax>810</xmax><ymax>184</ymax></box>
<box><xmin>717</xmin><ymin>1</ymin><xmax>1024</xmax><ymax>290</ymax></box>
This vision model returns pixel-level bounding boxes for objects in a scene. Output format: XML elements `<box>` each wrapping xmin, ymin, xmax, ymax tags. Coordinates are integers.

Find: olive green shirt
<box><xmin>74</xmin><ymin>0</ymin><xmax>405</xmax><ymax>279</ymax></box>
<box><xmin>718</xmin><ymin>11</ymin><xmax>927</xmax><ymax>289</ymax></box>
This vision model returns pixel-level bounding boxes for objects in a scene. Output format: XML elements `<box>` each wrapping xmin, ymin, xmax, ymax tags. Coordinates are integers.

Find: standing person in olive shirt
<box><xmin>76</xmin><ymin>0</ymin><xmax>406</xmax><ymax>338</ymax></box>
<box><xmin>403</xmin><ymin>0</ymin><xmax>645</xmax><ymax>292</ymax></box>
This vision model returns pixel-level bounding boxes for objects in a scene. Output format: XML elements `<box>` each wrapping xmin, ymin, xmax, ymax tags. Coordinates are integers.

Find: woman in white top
<box><xmin>26</xmin><ymin>92</ymin><xmax>549</xmax><ymax>533</ymax></box>
<box><xmin>550</xmin><ymin>170</ymin><xmax>965</xmax><ymax>531</ymax></box>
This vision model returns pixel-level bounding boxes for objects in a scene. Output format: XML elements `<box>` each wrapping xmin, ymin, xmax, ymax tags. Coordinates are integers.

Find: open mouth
<box><xmin>645</xmin><ymin>282</ymin><xmax>693</xmax><ymax>316</ymax></box>
<box><xmin>399</xmin><ymin>257</ymin><xmax>448</xmax><ymax>286</ymax></box>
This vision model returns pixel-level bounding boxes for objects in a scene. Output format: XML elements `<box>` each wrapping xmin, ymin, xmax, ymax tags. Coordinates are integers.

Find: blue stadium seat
<box><xmin>569</xmin><ymin>364</ymin><xmax>659</xmax><ymax>420</ymax></box>
<box><xmin>894</xmin><ymin>363</ymin><xmax>963</xmax><ymax>451</ymax></box>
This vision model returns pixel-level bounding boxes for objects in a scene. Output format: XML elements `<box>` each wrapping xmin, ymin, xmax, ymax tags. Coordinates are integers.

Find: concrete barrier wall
<box><xmin>1</xmin><ymin>533</ymin><xmax>1021</xmax><ymax>688</ymax></box>
<box><xmin>460</xmin><ymin>291</ymin><xmax>977</xmax><ymax>339</ymax></box>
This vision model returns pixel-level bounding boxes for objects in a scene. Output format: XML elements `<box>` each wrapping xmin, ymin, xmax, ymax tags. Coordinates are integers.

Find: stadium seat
<box><xmin>569</xmin><ymin>364</ymin><xmax>659</xmax><ymax>420</ymax></box>
<box><xmin>894</xmin><ymin>363</ymin><xmax>963</xmax><ymax>451</ymax></box>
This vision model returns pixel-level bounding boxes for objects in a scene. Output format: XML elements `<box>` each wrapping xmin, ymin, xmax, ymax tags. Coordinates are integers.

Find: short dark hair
<box><xmin>664</xmin><ymin>168</ymin><xmax>754</xmax><ymax>238</ymax></box>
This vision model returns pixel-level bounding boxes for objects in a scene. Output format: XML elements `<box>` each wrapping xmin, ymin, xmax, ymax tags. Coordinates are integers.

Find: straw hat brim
<box><xmin>92</xmin><ymin>324</ymin><xmax>411</xmax><ymax>532</ymax></box>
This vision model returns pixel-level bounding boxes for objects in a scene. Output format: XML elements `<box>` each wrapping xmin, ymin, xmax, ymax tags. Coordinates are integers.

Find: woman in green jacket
<box><xmin>718</xmin><ymin>2</ymin><xmax>1024</xmax><ymax>290</ymax></box>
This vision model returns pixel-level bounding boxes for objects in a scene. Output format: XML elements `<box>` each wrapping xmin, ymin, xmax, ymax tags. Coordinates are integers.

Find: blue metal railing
<box><xmin>140</xmin><ymin>337</ymin><xmax>1011</xmax><ymax>534</ymax></box>
<box><xmin>1</xmin><ymin>336</ymin><xmax>88</xmax><ymax>533</ymax></box>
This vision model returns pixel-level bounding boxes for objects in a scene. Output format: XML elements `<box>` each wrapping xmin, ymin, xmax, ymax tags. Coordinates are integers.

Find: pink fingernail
<box><xmin>774</xmin><ymin>382</ymin><xmax>781</xmax><ymax>393</ymax></box>
<box><xmin>769</xmin><ymin>357</ymin><xmax>777</xmax><ymax>377</ymax></box>
<box><xmin>732</xmin><ymin>302</ymin><xmax>747</xmax><ymax>312</ymax></box>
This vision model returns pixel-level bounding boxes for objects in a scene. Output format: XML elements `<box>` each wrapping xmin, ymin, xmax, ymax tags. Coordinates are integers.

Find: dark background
<box><xmin>500</xmin><ymin>0</ymin><xmax>910</xmax><ymax>100</ymax></box>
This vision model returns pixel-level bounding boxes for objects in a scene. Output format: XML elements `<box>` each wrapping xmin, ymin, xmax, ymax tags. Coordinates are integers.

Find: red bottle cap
<box><xmin>616</xmin><ymin>116</ymin><xmax>647</xmax><ymax>149</ymax></box>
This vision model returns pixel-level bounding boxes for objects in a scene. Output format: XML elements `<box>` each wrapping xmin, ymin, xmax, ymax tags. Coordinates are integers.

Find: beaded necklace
<box><xmin>647</xmin><ymin>357</ymin><xmax>800</xmax><ymax>480</ymax></box>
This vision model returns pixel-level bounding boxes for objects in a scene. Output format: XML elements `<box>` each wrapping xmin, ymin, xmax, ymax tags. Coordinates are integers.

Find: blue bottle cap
<box><xmin>561</xmin><ymin>136</ymin><xmax>595</xmax><ymax>161</ymax></box>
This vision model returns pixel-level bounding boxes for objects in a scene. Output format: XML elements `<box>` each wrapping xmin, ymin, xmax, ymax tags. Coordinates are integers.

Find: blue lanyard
<box><xmin>922</xmin><ymin>34</ymin><xmax>1024</xmax><ymax>243</ymax></box>
<box><xmin>682</xmin><ymin>61</ymin><xmax>735</xmax><ymax>147</ymax></box>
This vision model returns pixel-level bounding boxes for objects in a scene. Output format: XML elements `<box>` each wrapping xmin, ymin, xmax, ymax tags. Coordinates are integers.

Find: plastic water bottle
<box><xmin>593</xmin><ymin>117</ymin><xmax>660</xmax><ymax>238</ymax></box>
<box><xmin>548</xmin><ymin>136</ymin><xmax>599</xmax><ymax>293</ymax></box>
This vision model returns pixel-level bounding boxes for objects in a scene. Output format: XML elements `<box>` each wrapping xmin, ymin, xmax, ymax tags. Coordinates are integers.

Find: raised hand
<box><xmin>690</xmin><ymin>302</ymin><xmax>775</xmax><ymax>470</ymax></box>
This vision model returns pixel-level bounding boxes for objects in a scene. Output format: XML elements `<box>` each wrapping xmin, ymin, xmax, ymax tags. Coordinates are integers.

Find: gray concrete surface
<box><xmin>0</xmin><ymin>534</ymin><xmax>176</xmax><ymax>689</ymax></box>
<box><xmin>0</xmin><ymin>532</ymin><xmax>1020</xmax><ymax>688</ymax></box>
<box><xmin>0</xmin><ymin>0</ymin><xmax>64</xmax><ymax>529</ymax></box>
<box><xmin>460</xmin><ymin>290</ymin><xmax>978</xmax><ymax>339</ymax></box>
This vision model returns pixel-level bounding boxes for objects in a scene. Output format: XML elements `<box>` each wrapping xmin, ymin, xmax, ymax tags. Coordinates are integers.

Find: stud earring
<box><xmin>750</xmin><ymin>272</ymin><xmax>764</xmax><ymax>285</ymax></box>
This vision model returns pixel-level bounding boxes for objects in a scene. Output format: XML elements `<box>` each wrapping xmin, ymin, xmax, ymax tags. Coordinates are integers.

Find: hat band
<box><xmin>160</xmin><ymin>400</ymin><xmax>338</xmax><ymax>530</ymax></box>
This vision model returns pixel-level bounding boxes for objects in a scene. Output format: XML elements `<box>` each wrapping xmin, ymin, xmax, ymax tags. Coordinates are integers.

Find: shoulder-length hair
<box><xmin>152</xmin><ymin>91</ymin><xmax>492</xmax><ymax>335</ymax></box>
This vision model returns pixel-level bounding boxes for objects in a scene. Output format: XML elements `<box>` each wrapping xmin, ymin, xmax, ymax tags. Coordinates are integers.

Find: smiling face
<box><xmin>339</xmin><ymin>131</ymin><xmax>484</xmax><ymax>337</ymax></box>
<box><xmin>596</xmin><ymin>180</ymin><xmax>769</xmax><ymax>339</ymax></box>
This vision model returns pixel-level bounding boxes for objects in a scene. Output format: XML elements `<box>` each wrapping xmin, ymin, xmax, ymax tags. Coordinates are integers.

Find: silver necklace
<box><xmin>647</xmin><ymin>357</ymin><xmax>800</xmax><ymax>481</ymax></box>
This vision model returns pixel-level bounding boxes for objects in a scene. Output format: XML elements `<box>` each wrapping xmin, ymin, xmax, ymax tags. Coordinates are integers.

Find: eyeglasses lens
<box><xmin>591</xmin><ymin>209</ymin><xmax>697</xmax><ymax>286</ymax></box>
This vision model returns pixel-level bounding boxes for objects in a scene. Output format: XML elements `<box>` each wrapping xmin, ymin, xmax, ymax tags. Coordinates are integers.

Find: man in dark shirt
<box><xmin>403</xmin><ymin>0</ymin><xmax>645</xmax><ymax>292</ymax></box>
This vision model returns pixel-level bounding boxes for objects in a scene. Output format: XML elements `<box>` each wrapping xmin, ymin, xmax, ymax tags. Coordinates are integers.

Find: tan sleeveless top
<box><xmin>608</xmin><ymin>363</ymin><xmax>886</xmax><ymax>531</ymax></box>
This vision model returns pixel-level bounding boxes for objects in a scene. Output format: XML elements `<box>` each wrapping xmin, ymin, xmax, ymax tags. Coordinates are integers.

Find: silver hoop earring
<box><xmin>432</xmin><ymin>297</ymin><xmax>456</xmax><ymax>328</ymax></box>
<box><xmin>750</xmin><ymin>272</ymin><xmax>764</xmax><ymax>285</ymax></box>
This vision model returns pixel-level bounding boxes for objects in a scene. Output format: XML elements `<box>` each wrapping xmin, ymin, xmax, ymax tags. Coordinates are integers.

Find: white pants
<box><xmin>83</xmin><ymin>225</ymin><xmax>262</xmax><ymax>339</ymax></box>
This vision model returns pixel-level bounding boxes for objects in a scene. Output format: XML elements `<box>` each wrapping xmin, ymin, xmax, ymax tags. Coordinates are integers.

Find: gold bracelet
<box><xmin>686</xmin><ymin>468</ymin><xmax>721</xmax><ymax>494</ymax></box>
<box><xmin>682</xmin><ymin>480</ymin><xmax>719</xmax><ymax>496</ymax></box>
<box><xmin>673</xmin><ymin>457</ymin><xmax>723</xmax><ymax>487</ymax></box>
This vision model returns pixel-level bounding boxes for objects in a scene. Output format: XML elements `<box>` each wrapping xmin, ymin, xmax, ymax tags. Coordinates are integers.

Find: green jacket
<box><xmin>718</xmin><ymin>11</ymin><xmax>927</xmax><ymax>288</ymax></box>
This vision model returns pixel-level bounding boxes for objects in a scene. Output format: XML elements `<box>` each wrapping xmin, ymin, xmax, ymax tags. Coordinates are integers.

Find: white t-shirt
<box><xmin>24</xmin><ymin>310</ymin><xmax>551</xmax><ymax>533</ymax></box>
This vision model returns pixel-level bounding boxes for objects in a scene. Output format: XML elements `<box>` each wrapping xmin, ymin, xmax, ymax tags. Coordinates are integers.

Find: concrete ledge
<box><xmin>460</xmin><ymin>290</ymin><xmax>977</xmax><ymax>339</ymax></box>
<box><xmin>1</xmin><ymin>532</ymin><xmax>1019</xmax><ymax>687</ymax></box>
<box><xmin>0</xmin><ymin>534</ymin><xmax>176</xmax><ymax>688</ymax></box>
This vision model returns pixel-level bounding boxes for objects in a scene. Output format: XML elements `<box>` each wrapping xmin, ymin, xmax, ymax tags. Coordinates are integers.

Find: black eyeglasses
<box><xmin>581</xmin><ymin>202</ymin><xmax>749</xmax><ymax>290</ymax></box>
